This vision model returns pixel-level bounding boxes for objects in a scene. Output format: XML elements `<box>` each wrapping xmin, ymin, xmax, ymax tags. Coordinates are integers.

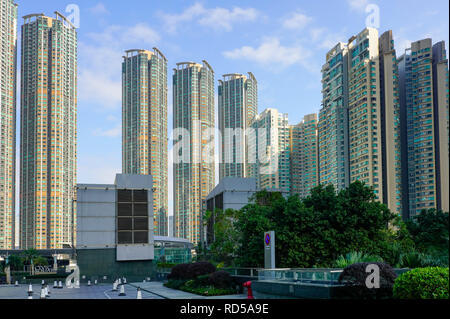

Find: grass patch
<box><xmin>164</xmin><ymin>279</ymin><xmax>236</xmax><ymax>296</ymax></box>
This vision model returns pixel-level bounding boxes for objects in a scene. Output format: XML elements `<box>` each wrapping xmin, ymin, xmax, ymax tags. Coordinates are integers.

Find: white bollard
<box><xmin>41</xmin><ymin>280</ymin><xmax>45</xmax><ymax>285</ymax></box>
<box><xmin>123</xmin><ymin>278</ymin><xmax>127</xmax><ymax>284</ymax></box>
<box><xmin>75</xmin><ymin>280</ymin><xmax>80</xmax><ymax>288</ymax></box>
<box><xmin>118</xmin><ymin>284</ymin><xmax>126</xmax><ymax>296</ymax></box>
<box><xmin>45</xmin><ymin>285</ymin><xmax>50</xmax><ymax>297</ymax></box>
<box><xmin>118</xmin><ymin>278</ymin><xmax>122</xmax><ymax>285</ymax></box>
<box><xmin>58</xmin><ymin>281</ymin><xmax>63</xmax><ymax>289</ymax></box>
<box><xmin>27</xmin><ymin>284</ymin><xmax>33</xmax><ymax>297</ymax></box>
<box><xmin>88</xmin><ymin>280</ymin><xmax>91</xmax><ymax>286</ymax></box>
<box><xmin>15</xmin><ymin>281</ymin><xmax>19</xmax><ymax>287</ymax></box>
<box><xmin>28</xmin><ymin>294</ymin><xmax>33</xmax><ymax>300</ymax></box>
<box><xmin>112</xmin><ymin>281</ymin><xmax>118</xmax><ymax>292</ymax></box>
<box><xmin>94</xmin><ymin>279</ymin><xmax>98</xmax><ymax>285</ymax></box>
<box><xmin>137</xmin><ymin>287</ymin><xmax>142</xmax><ymax>299</ymax></box>
<box><xmin>53</xmin><ymin>281</ymin><xmax>58</xmax><ymax>288</ymax></box>
<box><xmin>40</xmin><ymin>286</ymin><xmax>46</xmax><ymax>299</ymax></box>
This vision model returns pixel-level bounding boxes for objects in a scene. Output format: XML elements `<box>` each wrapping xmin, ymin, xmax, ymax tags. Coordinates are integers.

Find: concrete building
<box><xmin>290</xmin><ymin>114</ymin><xmax>319</xmax><ymax>198</ymax></box>
<box><xmin>398</xmin><ymin>39</ymin><xmax>449</xmax><ymax>218</ymax></box>
<box><xmin>122</xmin><ymin>48</ymin><xmax>168</xmax><ymax>236</ymax></box>
<box><xmin>20</xmin><ymin>13</ymin><xmax>77</xmax><ymax>249</ymax></box>
<box><xmin>319</xmin><ymin>42</ymin><xmax>350</xmax><ymax>192</ymax></box>
<box><xmin>218</xmin><ymin>72</ymin><xmax>258</xmax><ymax>180</ymax></box>
<box><xmin>378</xmin><ymin>30</ymin><xmax>402</xmax><ymax>215</ymax></box>
<box><xmin>0</xmin><ymin>0</ymin><xmax>17</xmax><ymax>250</ymax></box>
<box><xmin>319</xmin><ymin>27</ymin><xmax>402</xmax><ymax>215</ymax></box>
<box><xmin>173</xmin><ymin>61</ymin><xmax>215</xmax><ymax>245</ymax></box>
<box><xmin>201</xmin><ymin>177</ymin><xmax>288</xmax><ymax>246</ymax></box>
<box><xmin>76</xmin><ymin>174</ymin><xmax>192</xmax><ymax>280</ymax></box>
<box><xmin>249</xmin><ymin>108</ymin><xmax>291</xmax><ymax>193</ymax></box>
<box><xmin>347</xmin><ymin>27</ymin><xmax>384</xmax><ymax>204</ymax></box>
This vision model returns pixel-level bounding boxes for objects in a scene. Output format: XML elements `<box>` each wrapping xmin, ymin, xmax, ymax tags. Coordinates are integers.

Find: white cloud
<box><xmin>89</xmin><ymin>3</ymin><xmax>109</xmax><ymax>15</ymax></box>
<box><xmin>347</xmin><ymin>0</ymin><xmax>369</xmax><ymax>12</ymax></box>
<box><xmin>78</xmin><ymin>23</ymin><xmax>160</xmax><ymax>110</ymax></box>
<box><xmin>159</xmin><ymin>2</ymin><xmax>259</xmax><ymax>33</ymax></box>
<box><xmin>93</xmin><ymin>124</ymin><xmax>121</xmax><ymax>138</ymax></box>
<box><xmin>282</xmin><ymin>12</ymin><xmax>313</xmax><ymax>30</ymax></box>
<box><xmin>223</xmin><ymin>37</ymin><xmax>312</xmax><ymax>69</ymax></box>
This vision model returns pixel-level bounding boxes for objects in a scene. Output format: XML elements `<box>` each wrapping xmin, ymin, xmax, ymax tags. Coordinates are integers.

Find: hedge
<box><xmin>393</xmin><ymin>267</ymin><xmax>449</xmax><ymax>299</ymax></box>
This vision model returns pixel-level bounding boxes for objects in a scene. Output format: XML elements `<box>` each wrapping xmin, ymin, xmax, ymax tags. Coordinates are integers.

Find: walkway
<box><xmin>129</xmin><ymin>281</ymin><xmax>247</xmax><ymax>299</ymax></box>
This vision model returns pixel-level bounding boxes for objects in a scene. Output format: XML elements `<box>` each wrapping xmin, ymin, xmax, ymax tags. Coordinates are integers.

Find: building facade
<box><xmin>122</xmin><ymin>48</ymin><xmax>168</xmax><ymax>236</ymax></box>
<box><xmin>319</xmin><ymin>42</ymin><xmax>350</xmax><ymax>192</ymax></box>
<box><xmin>249</xmin><ymin>108</ymin><xmax>291</xmax><ymax>193</ymax></box>
<box><xmin>173</xmin><ymin>61</ymin><xmax>215</xmax><ymax>245</ymax></box>
<box><xmin>218</xmin><ymin>72</ymin><xmax>257</xmax><ymax>180</ymax></box>
<box><xmin>290</xmin><ymin>114</ymin><xmax>319</xmax><ymax>198</ymax></box>
<box><xmin>378</xmin><ymin>30</ymin><xmax>402</xmax><ymax>215</ymax></box>
<box><xmin>0</xmin><ymin>0</ymin><xmax>17</xmax><ymax>250</ymax></box>
<box><xmin>319</xmin><ymin>28</ymin><xmax>402</xmax><ymax>215</ymax></box>
<box><xmin>20</xmin><ymin>13</ymin><xmax>77</xmax><ymax>249</ymax></box>
<box><xmin>398</xmin><ymin>39</ymin><xmax>449</xmax><ymax>218</ymax></box>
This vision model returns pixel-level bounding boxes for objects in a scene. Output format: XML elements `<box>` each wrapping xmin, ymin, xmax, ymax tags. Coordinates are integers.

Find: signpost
<box><xmin>264</xmin><ymin>231</ymin><xmax>275</xmax><ymax>269</ymax></box>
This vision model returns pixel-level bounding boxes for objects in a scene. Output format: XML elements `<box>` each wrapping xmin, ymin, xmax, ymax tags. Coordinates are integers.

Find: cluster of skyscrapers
<box><xmin>0</xmin><ymin>0</ymin><xmax>448</xmax><ymax>249</ymax></box>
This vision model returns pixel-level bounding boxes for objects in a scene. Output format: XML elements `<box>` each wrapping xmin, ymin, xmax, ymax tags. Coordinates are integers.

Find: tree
<box><xmin>208</xmin><ymin>209</ymin><xmax>241</xmax><ymax>266</ymax></box>
<box><xmin>6</xmin><ymin>255</ymin><xmax>24</xmax><ymax>271</ymax></box>
<box><xmin>406</xmin><ymin>209</ymin><xmax>449</xmax><ymax>255</ymax></box>
<box><xmin>237</xmin><ymin>182</ymin><xmax>398</xmax><ymax>268</ymax></box>
<box><xmin>21</xmin><ymin>249</ymin><xmax>40</xmax><ymax>265</ymax></box>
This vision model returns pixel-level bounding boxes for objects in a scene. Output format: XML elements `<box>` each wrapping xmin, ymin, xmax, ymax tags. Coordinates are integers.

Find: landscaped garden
<box><xmin>164</xmin><ymin>262</ymin><xmax>237</xmax><ymax>296</ymax></box>
<box><xmin>194</xmin><ymin>181</ymin><xmax>449</xmax><ymax>299</ymax></box>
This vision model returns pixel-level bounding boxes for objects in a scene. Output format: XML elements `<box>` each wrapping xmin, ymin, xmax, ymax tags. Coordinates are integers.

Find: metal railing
<box><xmin>222</xmin><ymin>268</ymin><xmax>263</xmax><ymax>277</ymax></box>
<box><xmin>257</xmin><ymin>268</ymin><xmax>344</xmax><ymax>285</ymax></box>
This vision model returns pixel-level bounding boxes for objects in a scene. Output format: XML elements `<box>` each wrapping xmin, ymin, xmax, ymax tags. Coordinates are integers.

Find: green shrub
<box><xmin>164</xmin><ymin>279</ymin><xmax>186</xmax><ymax>290</ymax></box>
<box><xmin>337</xmin><ymin>262</ymin><xmax>397</xmax><ymax>299</ymax></box>
<box><xmin>209</xmin><ymin>271</ymin><xmax>233</xmax><ymax>289</ymax></box>
<box><xmin>393</xmin><ymin>267</ymin><xmax>449</xmax><ymax>299</ymax></box>
<box><xmin>334</xmin><ymin>252</ymin><xmax>383</xmax><ymax>268</ymax></box>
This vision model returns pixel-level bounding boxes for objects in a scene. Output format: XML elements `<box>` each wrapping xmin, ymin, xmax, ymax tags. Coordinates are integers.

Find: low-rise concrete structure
<box><xmin>201</xmin><ymin>178</ymin><xmax>288</xmax><ymax>246</ymax></box>
<box><xmin>76</xmin><ymin>174</ymin><xmax>192</xmax><ymax>281</ymax></box>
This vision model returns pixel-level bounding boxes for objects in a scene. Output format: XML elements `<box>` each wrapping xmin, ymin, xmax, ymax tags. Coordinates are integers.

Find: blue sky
<box><xmin>15</xmin><ymin>0</ymin><xmax>449</xmax><ymax>217</ymax></box>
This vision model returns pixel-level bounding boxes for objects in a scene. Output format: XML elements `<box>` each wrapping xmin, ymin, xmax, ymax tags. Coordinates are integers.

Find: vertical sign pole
<box><xmin>264</xmin><ymin>231</ymin><xmax>275</xmax><ymax>269</ymax></box>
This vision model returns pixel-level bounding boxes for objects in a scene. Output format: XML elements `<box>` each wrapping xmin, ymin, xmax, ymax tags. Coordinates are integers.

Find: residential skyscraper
<box><xmin>398</xmin><ymin>39</ymin><xmax>449</xmax><ymax>218</ymax></box>
<box><xmin>0</xmin><ymin>0</ymin><xmax>17</xmax><ymax>250</ymax></box>
<box><xmin>122</xmin><ymin>48</ymin><xmax>168</xmax><ymax>236</ymax></box>
<box><xmin>249</xmin><ymin>108</ymin><xmax>290</xmax><ymax>193</ymax></box>
<box><xmin>319</xmin><ymin>27</ymin><xmax>402</xmax><ymax>215</ymax></box>
<box><xmin>173</xmin><ymin>61</ymin><xmax>215</xmax><ymax>245</ymax></box>
<box><xmin>290</xmin><ymin>114</ymin><xmax>319</xmax><ymax>198</ymax></box>
<box><xmin>218</xmin><ymin>72</ymin><xmax>257</xmax><ymax>180</ymax></box>
<box><xmin>319</xmin><ymin>42</ymin><xmax>350</xmax><ymax>191</ymax></box>
<box><xmin>20</xmin><ymin>13</ymin><xmax>77</xmax><ymax>249</ymax></box>
<box><xmin>378</xmin><ymin>30</ymin><xmax>402</xmax><ymax>215</ymax></box>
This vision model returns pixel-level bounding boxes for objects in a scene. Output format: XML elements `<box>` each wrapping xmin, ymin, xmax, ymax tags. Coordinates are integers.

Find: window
<box><xmin>117</xmin><ymin>189</ymin><xmax>149</xmax><ymax>244</ymax></box>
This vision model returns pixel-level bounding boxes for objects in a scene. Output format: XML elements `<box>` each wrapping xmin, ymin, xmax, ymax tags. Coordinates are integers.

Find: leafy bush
<box><xmin>167</xmin><ymin>263</ymin><xmax>190</xmax><ymax>280</ymax></box>
<box><xmin>209</xmin><ymin>271</ymin><xmax>233</xmax><ymax>289</ymax></box>
<box><xmin>334</xmin><ymin>252</ymin><xmax>383</xmax><ymax>268</ymax></box>
<box><xmin>393</xmin><ymin>267</ymin><xmax>449</xmax><ymax>299</ymax></box>
<box><xmin>167</xmin><ymin>262</ymin><xmax>216</xmax><ymax>280</ymax></box>
<box><xmin>157</xmin><ymin>262</ymin><xmax>177</xmax><ymax>269</ymax></box>
<box><xmin>337</xmin><ymin>262</ymin><xmax>397</xmax><ymax>299</ymax></box>
<box><xmin>164</xmin><ymin>279</ymin><xmax>186</xmax><ymax>290</ymax></box>
<box><xmin>186</xmin><ymin>262</ymin><xmax>216</xmax><ymax>278</ymax></box>
<box><xmin>399</xmin><ymin>251</ymin><xmax>449</xmax><ymax>268</ymax></box>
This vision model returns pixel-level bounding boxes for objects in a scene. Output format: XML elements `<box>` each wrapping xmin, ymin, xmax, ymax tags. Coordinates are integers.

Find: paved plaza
<box><xmin>0</xmin><ymin>282</ymin><xmax>247</xmax><ymax>300</ymax></box>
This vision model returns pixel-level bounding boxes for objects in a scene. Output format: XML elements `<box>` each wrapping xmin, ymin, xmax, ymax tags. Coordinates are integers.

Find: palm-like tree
<box><xmin>21</xmin><ymin>249</ymin><xmax>40</xmax><ymax>265</ymax></box>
